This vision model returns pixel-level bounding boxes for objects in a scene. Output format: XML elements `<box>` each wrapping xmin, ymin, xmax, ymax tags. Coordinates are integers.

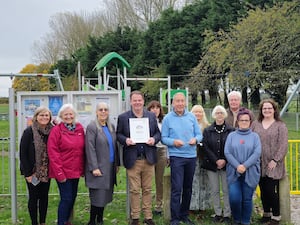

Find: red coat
<box><xmin>48</xmin><ymin>122</ymin><xmax>85</xmax><ymax>182</ymax></box>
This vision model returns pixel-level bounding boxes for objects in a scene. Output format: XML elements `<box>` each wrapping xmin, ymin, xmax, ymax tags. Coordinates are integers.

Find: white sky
<box><xmin>0</xmin><ymin>0</ymin><xmax>103</xmax><ymax>97</ymax></box>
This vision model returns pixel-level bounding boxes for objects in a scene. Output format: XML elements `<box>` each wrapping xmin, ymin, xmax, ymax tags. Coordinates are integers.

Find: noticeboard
<box><xmin>17</xmin><ymin>91</ymin><xmax>122</xmax><ymax>142</ymax></box>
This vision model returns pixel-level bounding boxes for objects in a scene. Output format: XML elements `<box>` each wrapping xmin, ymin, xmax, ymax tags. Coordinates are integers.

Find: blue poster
<box><xmin>49</xmin><ymin>96</ymin><xmax>63</xmax><ymax>116</ymax></box>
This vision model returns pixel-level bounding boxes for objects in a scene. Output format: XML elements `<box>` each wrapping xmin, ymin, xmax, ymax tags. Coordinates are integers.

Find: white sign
<box><xmin>129</xmin><ymin>118</ymin><xmax>150</xmax><ymax>143</ymax></box>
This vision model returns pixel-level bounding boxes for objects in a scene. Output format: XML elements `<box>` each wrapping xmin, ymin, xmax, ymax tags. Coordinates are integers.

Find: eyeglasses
<box><xmin>238</xmin><ymin>120</ymin><xmax>250</xmax><ymax>122</ymax></box>
<box><xmin>98</xmin><ymin>108</ymin><xmax>108</xmax><ymax>112</ymax></box>
<box><xmin>262</xmin><ymin>107</ymin><xmax>273</xmax><ymax>110</ymax></box>
<box><xmin>215</xmin><ymin>112</ymin><xmax>224</xmax><ymax>115</ymax></box>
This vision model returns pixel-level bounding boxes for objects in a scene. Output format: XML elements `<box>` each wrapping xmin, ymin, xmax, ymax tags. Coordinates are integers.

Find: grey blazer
<box><xmin>84</xmin><ymin>120</ymin><xmax>119</xmax><ymax>189</ymax></box>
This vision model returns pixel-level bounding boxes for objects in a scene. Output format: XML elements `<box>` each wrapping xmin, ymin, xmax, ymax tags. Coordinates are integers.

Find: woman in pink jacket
<box><xmin>48</xmin><ymin>103</ymin><xmax>85</xmax><ymax>225</ymax></box>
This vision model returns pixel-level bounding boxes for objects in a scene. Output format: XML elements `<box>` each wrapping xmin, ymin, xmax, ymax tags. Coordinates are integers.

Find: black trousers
<box><xmin>26</xmin><ymin>179</ymin><xmax>51</xmax><ymax>225</ymax></box>
<box><xmin>259</xmin><ymin>176</ymin><xmax>280</xmax><ymax>216</ymax></box>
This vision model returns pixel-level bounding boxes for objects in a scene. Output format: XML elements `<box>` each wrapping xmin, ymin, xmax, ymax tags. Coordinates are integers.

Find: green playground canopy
<box><xmin>93</xmin><ymin>52</ymin><xmax>131</xmax><ymax>71</ymax></box>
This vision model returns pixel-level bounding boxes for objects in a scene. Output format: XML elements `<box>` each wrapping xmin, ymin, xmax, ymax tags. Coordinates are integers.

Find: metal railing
<box><xmin>287</xmin><ymin>140</ymin><xmax>300</xmax><ymax>194</ymax></box>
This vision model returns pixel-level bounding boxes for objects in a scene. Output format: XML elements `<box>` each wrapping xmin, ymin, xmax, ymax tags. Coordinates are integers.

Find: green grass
<box><xmin>0</xmin><ymin>104</ymin><xmax>8</xmax><ymax>114</ymax></box>
<box><xmin>0</xmin><ymin>166</ymin><xmax>273</xmax><ymax>225</ymax></box>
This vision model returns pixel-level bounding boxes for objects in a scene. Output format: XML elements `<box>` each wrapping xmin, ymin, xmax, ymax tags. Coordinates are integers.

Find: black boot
<box><xmin>96</xmin><ymin>207</ymin><xmax>104</xmax><ymax>225</ymax></box>
<box><xmin>87</xmin><ymin>205</ymin><xmax>98</xmax><ymax>225</ymax></box>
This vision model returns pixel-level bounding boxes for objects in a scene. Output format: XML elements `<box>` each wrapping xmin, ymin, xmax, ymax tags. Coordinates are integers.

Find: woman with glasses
<box><xmin>85</xmin><ymin>102</ymin><xmax>120</xmax><ymax>225</ymax></box>
<box><xmin>225</xmin><ymin>107</ymin><xmax>261</xmax><ymax>225</ymax></box>
<box><xmin>202</xmin><ymin>105</ymin><xmax>235</xmax><ymax>224</ymax></box>
<box><xmin>251</xmin><ymin>99</ymin><xmax>288</xmax><ymax>225</ymax></box>
<box><xmin>20</xmin><ymin>106</ymin><xmax>54</xmax><ymax>225</ymax></box>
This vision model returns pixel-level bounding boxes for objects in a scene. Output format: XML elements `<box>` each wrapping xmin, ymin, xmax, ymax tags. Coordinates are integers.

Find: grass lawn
<box><xmin>0</xmin><ymin>164</ymin><xmax>293</xmax><ymax>225</ymax></box>
<box><xmin>0</xmin><ymin>174</ymin><xmax>267</xmax><ymax>225</ymax></box>
<box><xmin>0</xmin><ymin>104</ymin><xmax>8</xmax><ymax>114</ymax></box>
<box><xmin>0</xmin><ymin>195</ymin><xmax>266</xmax><ymax>225</ymax></box>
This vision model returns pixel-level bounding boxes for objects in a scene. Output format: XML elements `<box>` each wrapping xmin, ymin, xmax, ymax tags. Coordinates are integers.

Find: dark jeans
<box><xmin>259</xmin><ymin>176</ymin><xmax>280</xmax><ymax>216</ymax></box>
<box><xmin>26</xmin><ymin>180</ymin><xmax>51</xmax><ymax>225</ymax></box>
<box><xmin>229</xmin><ymin>175</ymin><xmax>255</xmax><ymax>225</ymax></box>
<box><xmin>170</xmin><ymin>156</ymin><xmax>196</xmax><ymax>223</ymax></box>
<box><xmin>56</xmin><ymin>179</ymin><xmax>79</xmax><ymax>225</ymax></box>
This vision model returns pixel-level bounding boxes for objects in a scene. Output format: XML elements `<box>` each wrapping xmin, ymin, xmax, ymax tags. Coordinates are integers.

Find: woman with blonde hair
<box><xmin>189</xmin><ymin>105</ymin><xmax>211</xmax><ymax>219</ymax></box>
<box><xmin>20</xmin><ymin>106</ymin><xmax>54</xmax><ymax>225</ymax></box>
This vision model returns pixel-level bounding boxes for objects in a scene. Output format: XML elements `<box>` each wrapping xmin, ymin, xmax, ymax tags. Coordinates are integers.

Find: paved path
<box><xmin>291</xmin><ymin>195</ymin><xmax>300</xmax><ymax>225</ymax></box>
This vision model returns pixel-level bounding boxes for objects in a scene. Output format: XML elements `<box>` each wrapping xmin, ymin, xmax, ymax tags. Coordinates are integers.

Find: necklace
<box><xmin>100</xmin><ymin>122</ymin><xmax>106</xmax><ymax>126</ymax></box>
<box><xmin>214</xmin><ymin>124</ymin><xmax>225</xmax><ymax>134</ymax></box>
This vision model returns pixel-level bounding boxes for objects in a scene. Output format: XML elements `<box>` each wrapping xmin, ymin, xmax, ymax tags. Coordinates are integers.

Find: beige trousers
<box><xmin>127</xmin><ymin>159</ymin><xmax>155</xmax><ymax>219</ymax></box>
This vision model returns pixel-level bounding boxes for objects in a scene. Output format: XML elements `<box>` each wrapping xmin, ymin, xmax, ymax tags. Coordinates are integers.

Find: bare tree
<box><xmin>32</xmin><ymin>0</ymin><xmax>194</xmax><ymax>64</ymax></box>
<box><xmin>102</xmin><ymin>0</ymin><xmax>190</xmax><ymax>29</ymax></box>
<box><xmin>32</xmin><ymin>10</ymin><xmax>108</xmax><ymax>64</ymax></box>
<box><xmin>48</xmin><ymin>11</ymin><xmax>105</xmax><ymax>57</ymax></box>
<box><xmin>31</xmin><ymin>33</ymin><xmax>61</xmax><ymax>64</ymax></box>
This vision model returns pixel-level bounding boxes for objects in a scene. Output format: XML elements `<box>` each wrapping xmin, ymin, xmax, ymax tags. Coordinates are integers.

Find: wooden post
<box><xmin>163</xmin><ymin>173</ymin><xmax>171</xmax><ymax>221</ymax></box>
<box><xmin>280</xmin><ymin>175</ymin><xmax>291</xmax><ymax>223</ymax></box>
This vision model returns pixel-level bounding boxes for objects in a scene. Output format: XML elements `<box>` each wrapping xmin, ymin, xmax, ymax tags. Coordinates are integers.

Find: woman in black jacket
<box><xmin>202</xmin><ymin>105</ymin><xmax>235</xmax><ymax>224</ymax></box>
<box><xmin>20</xmin><ymin>106</ymin><xmax>53</xmax><ymax>225</ymax></box>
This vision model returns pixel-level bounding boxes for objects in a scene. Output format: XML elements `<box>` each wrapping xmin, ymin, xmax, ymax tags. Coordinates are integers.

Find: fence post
<box><xmin>9</xmin><ymin>88</ymin><xmax>17</xmax><ymax>224</ymax></box>
<box><xmin>296</xmin><ymin>113</ymin><xmax>299</xmax><ymax>131</ymax></box>
<box><xmin>280</xmin><ymin>175</ymin><xmax>291</xmax><ymax>223</ymax></box>
<box><xmin>163</xmin><ymin>173</ymin><xmax>171</xmax><ymax>221</ymax></box>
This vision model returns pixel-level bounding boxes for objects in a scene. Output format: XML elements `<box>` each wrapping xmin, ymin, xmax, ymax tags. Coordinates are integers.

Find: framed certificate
<box><xmin>129</xmin><ymin>118</ymin><xmax>150</xmax><ymax>143</ymax></box>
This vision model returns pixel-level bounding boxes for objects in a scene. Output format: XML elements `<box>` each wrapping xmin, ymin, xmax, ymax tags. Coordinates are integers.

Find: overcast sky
<box><xmin>0</xmin><ymin>0</ymin><xmax>103</xmax><ymax>97</ymax></box>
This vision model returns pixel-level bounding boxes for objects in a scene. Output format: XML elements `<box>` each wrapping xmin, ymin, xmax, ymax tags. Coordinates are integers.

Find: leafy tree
<box><xmin>140</xmin><ymin>0</ymin><xmax>248</xmax><ymax>85</ymax></box>
<box><xmin>51</xmin><ymin>58</ymin><xmax>77</xmax><ymax>77</ymax></box>
<box><xmin>12</xmin><ymin>64</ymin><xmax>51</xmax><ymax>92</ymax></box>
<box><xmin>36</xmin><ymin>0</ymin><xmax>295</xmax><ymax>101</ymax></box>
<box><xmin>244</xmin><ymin>0</ymin><xmax>293</xmax><ymax>10</ymax></box>
<box><xmin>78</xmin><ymin>27</ymin><xmax>142</xmax><ymax>77</ymax></box>
<box><xmin>140</xmin><ymin>65</ymin><xmax>169</xmax><ymax>103</ymax></box>
<box><xmin>190</xmin><ymin>1</ymin><xmax>300</xmax><ymax>108</ymax></box>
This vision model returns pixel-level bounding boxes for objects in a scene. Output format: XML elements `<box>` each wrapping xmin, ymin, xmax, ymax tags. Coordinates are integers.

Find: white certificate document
<box><xmin>129</xmin><ymin>118</ymin><xmax>150</xmax><ymax>143</ymax></box>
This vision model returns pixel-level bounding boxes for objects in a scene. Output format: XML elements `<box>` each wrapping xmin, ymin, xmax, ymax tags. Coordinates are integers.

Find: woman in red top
<box><xmin>48</xmin><ymin>103</ymin><xmax>85</xmax><ymax>225</ymax></box>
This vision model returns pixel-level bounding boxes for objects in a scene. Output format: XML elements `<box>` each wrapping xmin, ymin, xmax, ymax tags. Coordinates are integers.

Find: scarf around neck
<box><xmin>32</xmin><ymin>121</ymin><xmax>53</xmax><ymax>182</ymax></box>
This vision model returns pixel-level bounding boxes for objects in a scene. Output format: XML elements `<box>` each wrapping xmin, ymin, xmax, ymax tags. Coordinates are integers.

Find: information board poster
<box><xmin>24</xmin><ymin>99</ymin><xmax>41</xmax><ymax>126</ymax></box>
<box><xmin>48</xmin><ymin>96</ymin><xmax>63</xmax><ymax>116</ymax></box>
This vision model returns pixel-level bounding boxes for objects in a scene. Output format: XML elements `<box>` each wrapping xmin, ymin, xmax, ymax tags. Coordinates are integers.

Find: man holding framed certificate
<box><xmin>117</xmin><ymin>91</ymin><xmax>161</xmax><ymax>225</ymax></box>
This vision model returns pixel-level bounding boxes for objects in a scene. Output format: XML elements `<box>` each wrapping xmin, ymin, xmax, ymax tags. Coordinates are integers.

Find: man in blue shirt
<box><xmin>161</xmin><ymin>92</ymin><xmax>202</xmax><ymax>225</ymax></box>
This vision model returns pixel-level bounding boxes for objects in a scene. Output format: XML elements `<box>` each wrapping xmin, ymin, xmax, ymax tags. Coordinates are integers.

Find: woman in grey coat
<box><xmin>85</xmin><ymin>102</ymin><xmax>120</xmax><ymax>225</ymax></box>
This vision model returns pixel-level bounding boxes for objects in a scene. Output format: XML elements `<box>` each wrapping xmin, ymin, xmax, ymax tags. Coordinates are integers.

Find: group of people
<box><xmin>19</xmin><ymin>90</ymin><xmax>288</xmax><ymax>225</ymax></box>
<box><xmin>20</xmin><ymin>102</ymin><xmax>119</xmax><ymax>225</ymax></box>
